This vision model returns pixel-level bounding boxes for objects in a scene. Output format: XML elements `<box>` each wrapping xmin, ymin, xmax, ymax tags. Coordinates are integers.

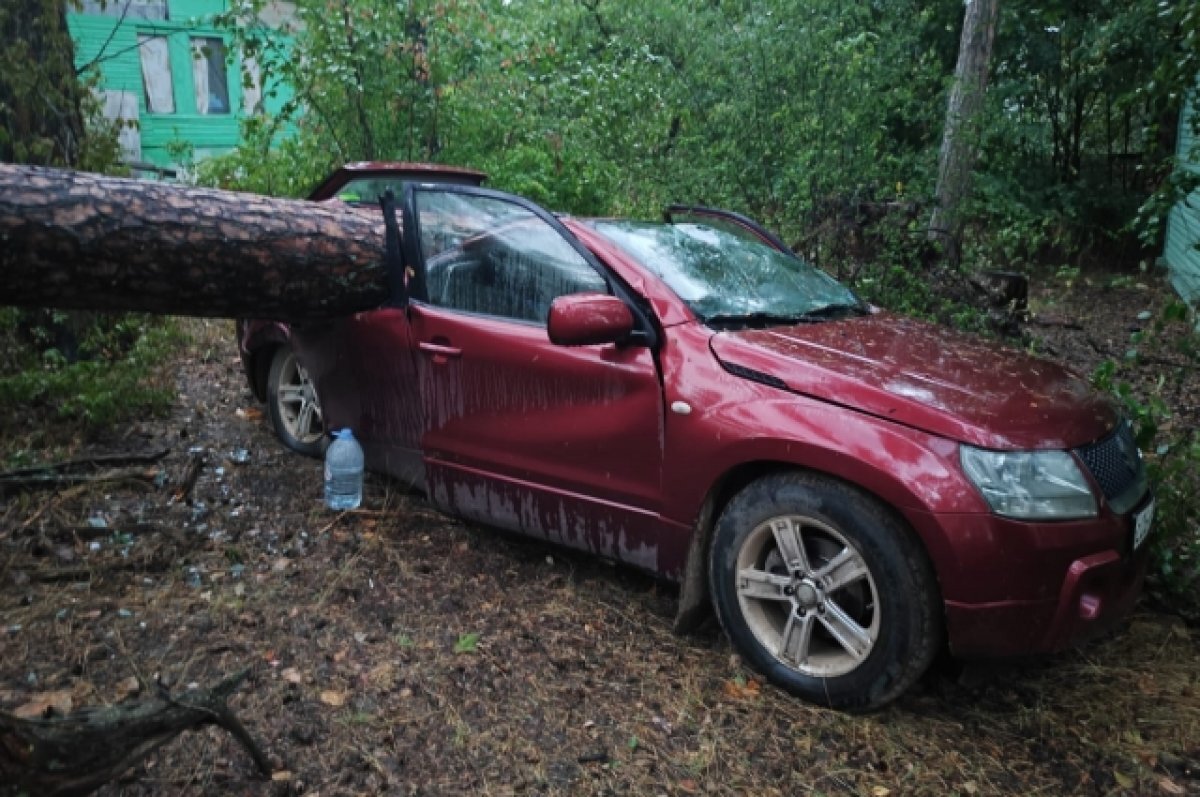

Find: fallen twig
<box><xmin>0</xmin><ymin>669</ymin><xmax>270</xmax><ymax>796</ymax></box>
<box><xmin>172</xmin><ymin>451</ymin><xmax>206</xmax><ymax>504</ymax></box>
<box><xmin>1030</xmin><ymin>314</ymin><xmax>1084</xmax><ymax>330</ymax></box>
<box><xmin>0</xmin><ymin>467</ymin><xmax>159</xmax><ymax>495</ymax></box>
<box><xmin>0</xmin><ymin>448</ymin><xmax>168</xmax><ymax>480</ymax></box>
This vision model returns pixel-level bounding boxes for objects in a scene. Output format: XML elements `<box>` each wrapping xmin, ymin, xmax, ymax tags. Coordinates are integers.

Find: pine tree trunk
<box><xmin>0</xmin><ymin>0</ymin><xmax>87</xmax><ymax>168</ymax></box>
<box><xmin>0</xmin><ymin>164</ymin><xmax>392</xmax><ymax>322</ymax></box>
<box><xmin>929</xmin><ymin>0</ymin><xmax>1001</xmax><ymax>259</ymax></box>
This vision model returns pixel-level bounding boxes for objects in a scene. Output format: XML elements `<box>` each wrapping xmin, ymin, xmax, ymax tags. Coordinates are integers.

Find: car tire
<box><xmin>709</xmin><ymin>471</ymin><xmax>941</xmax><ymax>711</ymax></box>
<box><xmin>266</xmin><ymin>344</ymin><xmax>325</xmax><ymax>458</ymax></box>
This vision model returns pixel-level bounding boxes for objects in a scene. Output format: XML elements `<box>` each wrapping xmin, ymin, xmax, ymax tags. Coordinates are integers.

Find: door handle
<box><xmin>419</xmin><ymin>340</ymin><xmax>462</xmax><ymax>363</ymax></box>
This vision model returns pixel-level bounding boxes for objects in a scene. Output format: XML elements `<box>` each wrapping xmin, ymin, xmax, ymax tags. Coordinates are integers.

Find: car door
<box><xmin>291</xmin><ymin>195</ymin><xmax>425</xmax><ymax>486</ymax></box>
<box><xmin>402</xmin><ymin>184</ymin><xmax>670</xmax><ymax>571</ymax></box>
<box><xmin>291</xmin><ymin>311</ymin><xmax>426</xmax><ymax>486</ymax></box>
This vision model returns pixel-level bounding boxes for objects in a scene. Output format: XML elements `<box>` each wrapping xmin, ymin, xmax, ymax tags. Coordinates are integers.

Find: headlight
<box><xmin>959</xmin><ymin>445</ymin><xmax>1097</xmax><ymax>520</ymax></box>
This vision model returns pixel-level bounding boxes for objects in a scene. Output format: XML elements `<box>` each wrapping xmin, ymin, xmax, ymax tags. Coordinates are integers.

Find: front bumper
<box><xmin>908</xmin><ymin>495</ymin><xmax>1152</xmax><ymax>658</ymax></box>
<box><xmin>943</xmin><ymin>544</ymin><xmax>1149</xmax><ymax>657</ymax></box>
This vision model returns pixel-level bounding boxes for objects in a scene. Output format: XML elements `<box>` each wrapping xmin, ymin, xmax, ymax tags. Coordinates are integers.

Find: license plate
<box><xmin>1133</xmin><ymin>498</ymin><xmax>1155</xmax><ymax>550</ymax></box>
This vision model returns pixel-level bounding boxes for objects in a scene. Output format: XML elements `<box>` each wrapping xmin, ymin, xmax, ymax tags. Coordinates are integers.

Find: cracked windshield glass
<box><xmin>592</xmin><ymin>220</ymin><xmax>862</xmax><ymax>325</ymax></box>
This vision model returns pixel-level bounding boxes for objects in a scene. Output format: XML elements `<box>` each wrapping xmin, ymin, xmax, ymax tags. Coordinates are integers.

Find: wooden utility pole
<box><xmin>929</xmin><ymin>0</ymin><xmax>1001</xmax><ymax>260</ymax></box>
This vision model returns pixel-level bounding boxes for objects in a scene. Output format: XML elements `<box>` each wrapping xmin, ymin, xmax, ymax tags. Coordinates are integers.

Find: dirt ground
<box><xmin>1</xmin><ymin>270</ymin><xmax>1199</xmax><ymax>796</ymax></box>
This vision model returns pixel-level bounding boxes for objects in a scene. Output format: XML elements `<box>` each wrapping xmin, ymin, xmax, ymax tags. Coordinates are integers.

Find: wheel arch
<box><xmin>240</xmin><ymin>323</ymin><xmax>290</xmax><ymax>402</ymax></box>
<box><xmin>250</xmin><ymin>343</ymin><xmax>279</xmax><ymax>402</ymax></box>
<box><xmin>673</xmin><ymin>458</ymin><xmax>947</xmax><ymax>638</ymax></box>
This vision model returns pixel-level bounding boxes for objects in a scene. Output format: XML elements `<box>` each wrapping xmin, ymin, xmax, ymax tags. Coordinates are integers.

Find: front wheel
<box><xmin>266</xmin><ymin>344</ymin><xmax>325</xmax><ymax>457</ymax></box>
<box><xmin>709</xmin><ymin>472</ymin><xmax>940</xmax><ymax>711</ymax></box>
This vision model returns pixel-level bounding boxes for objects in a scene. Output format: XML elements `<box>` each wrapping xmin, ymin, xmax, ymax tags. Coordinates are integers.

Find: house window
<box><xmin>82</xmin><ymin>0</ymin><xmax>168</xmax><ymax>20</ymax></box>
<box><xmin>191</xmin><ymin>37</ymin><xmax>230</xmax><ymax>114</ymax></box>
<box><xmin>137</xmin><ymin>34</ymin><xmax>175</xmax><ymax>114</ymax></box>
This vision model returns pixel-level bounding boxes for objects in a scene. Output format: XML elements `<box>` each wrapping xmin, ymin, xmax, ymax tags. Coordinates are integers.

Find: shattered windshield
<box><xmin>591</xmin><ymin>220</ymin><xmax>864</xmax><ymax>326</ymax></box>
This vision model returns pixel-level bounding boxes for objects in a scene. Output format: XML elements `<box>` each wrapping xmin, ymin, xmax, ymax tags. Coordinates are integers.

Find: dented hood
<box><xmin>708</xmin><ymin>312</ymin><xmax>1117</xmax><ymax>450</ymax></box>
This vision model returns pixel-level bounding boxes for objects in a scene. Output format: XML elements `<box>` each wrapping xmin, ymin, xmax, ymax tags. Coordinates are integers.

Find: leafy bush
<box><xmin>1092</xmin><ymin>302</ymin><xmax>1200</xmax><ymax>621</ymax></box>
<box><xmin>0</xmin><ymin>311</ymin><xmax>183</xmax><ymax>435</ymax></box>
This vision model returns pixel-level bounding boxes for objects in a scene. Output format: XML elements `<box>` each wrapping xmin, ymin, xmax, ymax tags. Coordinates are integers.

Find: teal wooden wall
<box><xmin>1164</xmin><ymin>91</ymin><xmax>1200</xmax><ymax>320</ymax></box>
<box><xmin>68</xmin><ymin>0</ymin><xmax>293</xmax><ymax>170</ymax></box>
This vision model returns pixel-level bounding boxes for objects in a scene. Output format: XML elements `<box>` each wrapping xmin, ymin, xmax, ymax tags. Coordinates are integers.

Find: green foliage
<box><xmin>0</xmin><ymin>0</ymin><xmax>122</xmax><ymax>171</ymax></box>
<box><xmin>453</xmin><ymin>632</ymin><xmax>480</xmax><ymax>654</ymax></box>
<box><xmin>1091</xmin><ymin>304</ymin><xmax>1200</xmax><ymax>620</ymax></box>
<box><xmin>0</xmin><ymin>312</ymin><xmax>182</xmax><ymax>431</ymax></box>
<box><xmin>194</xmin><ymin>115</ymin><xmax>330</xmax><ymax>196</ymax></box>
<box><xmin>971</xmin><ymin>0</ymin><xmax>1200</xmax><ymax>268</ymax></box>
<box><xmin>204</xmin><ymin>0</ymin><xmax>1200</xmax><ymax>272</ymax></box>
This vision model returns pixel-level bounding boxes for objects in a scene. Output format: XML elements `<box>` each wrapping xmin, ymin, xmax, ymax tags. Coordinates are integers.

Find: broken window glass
<box><xmin>592</xmin><ymin>220</ymin><xmax>862</xmax><ymax>325</ymax></box>
<box><xmin>417</xmin><ymin>191</ymin><xmax>608</xmax><ymax>324</ymax></box>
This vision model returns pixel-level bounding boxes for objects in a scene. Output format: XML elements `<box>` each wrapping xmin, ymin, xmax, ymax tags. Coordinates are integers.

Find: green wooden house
<box><xmin>1164</xmin><ymin>91</ymin><xmax>1199</xmax><ymax>320</ymax></box>
<box><xmin>67</xmin><ymin>0</ymin><xmax>295</xmax><ymax>176</ymax></box>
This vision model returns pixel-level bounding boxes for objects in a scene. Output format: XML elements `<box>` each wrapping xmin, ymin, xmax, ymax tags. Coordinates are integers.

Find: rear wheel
<box><xmin>266</xmin><ymin>345</ymin><xmax>324</xmax><ymax>457</ymax></box>
<box><xmin>709</xmin><ymin>472</ymin><xmax>940</xmax><ymax>711</ymax></box>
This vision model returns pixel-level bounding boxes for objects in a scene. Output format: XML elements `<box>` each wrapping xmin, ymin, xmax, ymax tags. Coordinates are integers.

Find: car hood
<box><xmin>708</xmin><ymin>311</ymin><xmax>1117</xmax><ymax>449</ymax></box>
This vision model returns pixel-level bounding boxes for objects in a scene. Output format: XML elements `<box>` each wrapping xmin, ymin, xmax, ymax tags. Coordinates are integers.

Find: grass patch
<box><xmin>0</xmin><ymin>310</ymin><xmax>185</xmax><ymax>459</ymax></box>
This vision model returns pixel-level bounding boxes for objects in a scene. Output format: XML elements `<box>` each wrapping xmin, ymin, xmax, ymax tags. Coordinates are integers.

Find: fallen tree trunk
<box><xmin>0</xmin><ymin>669</ymin><xmax>269</xmax><ymax>796</ymax></box>
<box><xmin>0</xmin><ymin>164</ymin><xmax>391</xmax><ymax>321</ymax></box>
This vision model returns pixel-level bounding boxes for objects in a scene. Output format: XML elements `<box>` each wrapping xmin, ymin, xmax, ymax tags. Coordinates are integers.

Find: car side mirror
<box><xmin>547</xmin><ymin>293</ymin><xmax>635</xmax><ymax>346</ymax></box>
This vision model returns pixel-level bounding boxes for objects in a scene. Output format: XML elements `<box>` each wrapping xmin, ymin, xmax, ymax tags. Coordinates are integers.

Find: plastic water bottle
<box><xmin>324</xmin><ymin>428</ymin><xmax>363</xmax><ymax>510</ymax></box>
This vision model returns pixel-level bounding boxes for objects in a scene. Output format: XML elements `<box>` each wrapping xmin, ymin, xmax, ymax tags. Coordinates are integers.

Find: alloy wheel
<box><xmin>734</xmin><ymin>514</ymin><xmax>880</xmax><ymax>678</ymax></box>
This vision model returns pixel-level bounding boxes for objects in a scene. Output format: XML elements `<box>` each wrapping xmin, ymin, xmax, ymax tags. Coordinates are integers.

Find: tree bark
<box><xmin>0</xmin><ymin>164</ymin><xmax>392</xmax><ymax>321</ymax></box>
<box><xmin>929</xmin><ymin>0</ymin><xmax>1001</xmax><ymax>258</ymax></box>
<box><xmin>0</xmin><ymin>0</ymin><xmax>87</xmax><ymax>168</ymax></box>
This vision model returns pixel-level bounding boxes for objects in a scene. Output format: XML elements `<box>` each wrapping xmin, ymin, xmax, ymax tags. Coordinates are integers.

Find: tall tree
<box><xmin>0</xmin><ymin>0</ymin><xmax>87</xmax><ymax>167</ymax></box>
<box><xmin>929</xmin><ymin>0</ymin><xmax>1001</xmax><ymax>256</ymax></box>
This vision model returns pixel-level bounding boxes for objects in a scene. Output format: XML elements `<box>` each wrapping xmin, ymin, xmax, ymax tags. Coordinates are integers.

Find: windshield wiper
<box><xmin>704</xmin><ymin>303</ymin><xmax>866</xmax><ymax>329</ymax></box>
<box><xmin>702</xmin><ymin>311</ymin><xmax>814</xmax><ymax>329</ymax></box>
<box><xmin>795</xmin><ymin>301</ymin><xmax>868</xmax><ymax>321</ymax></box>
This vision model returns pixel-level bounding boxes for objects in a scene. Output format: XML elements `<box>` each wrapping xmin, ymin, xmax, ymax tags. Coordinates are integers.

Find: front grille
<box><xmin>1075</xmin><ymin>422</ymin><xmax>1143</xmax><ymax>502</ymax></box>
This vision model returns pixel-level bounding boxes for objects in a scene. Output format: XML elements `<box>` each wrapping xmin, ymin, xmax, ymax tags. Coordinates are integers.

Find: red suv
<box><xmin>239</xmin><ymin>166</ymin><xmax>1153</xmax><ymax>710</ymax></box>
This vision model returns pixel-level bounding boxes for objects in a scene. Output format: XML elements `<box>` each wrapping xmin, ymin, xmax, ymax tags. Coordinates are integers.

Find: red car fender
<box><xmin>237</xmin><ymin>320</ymin><xmax>291</xmax><ymax>401</ymax></box>
<box><xmin>661</xmin><ymin>323</ymin><xmax>988</xmax><ymax>631</ymax></box>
